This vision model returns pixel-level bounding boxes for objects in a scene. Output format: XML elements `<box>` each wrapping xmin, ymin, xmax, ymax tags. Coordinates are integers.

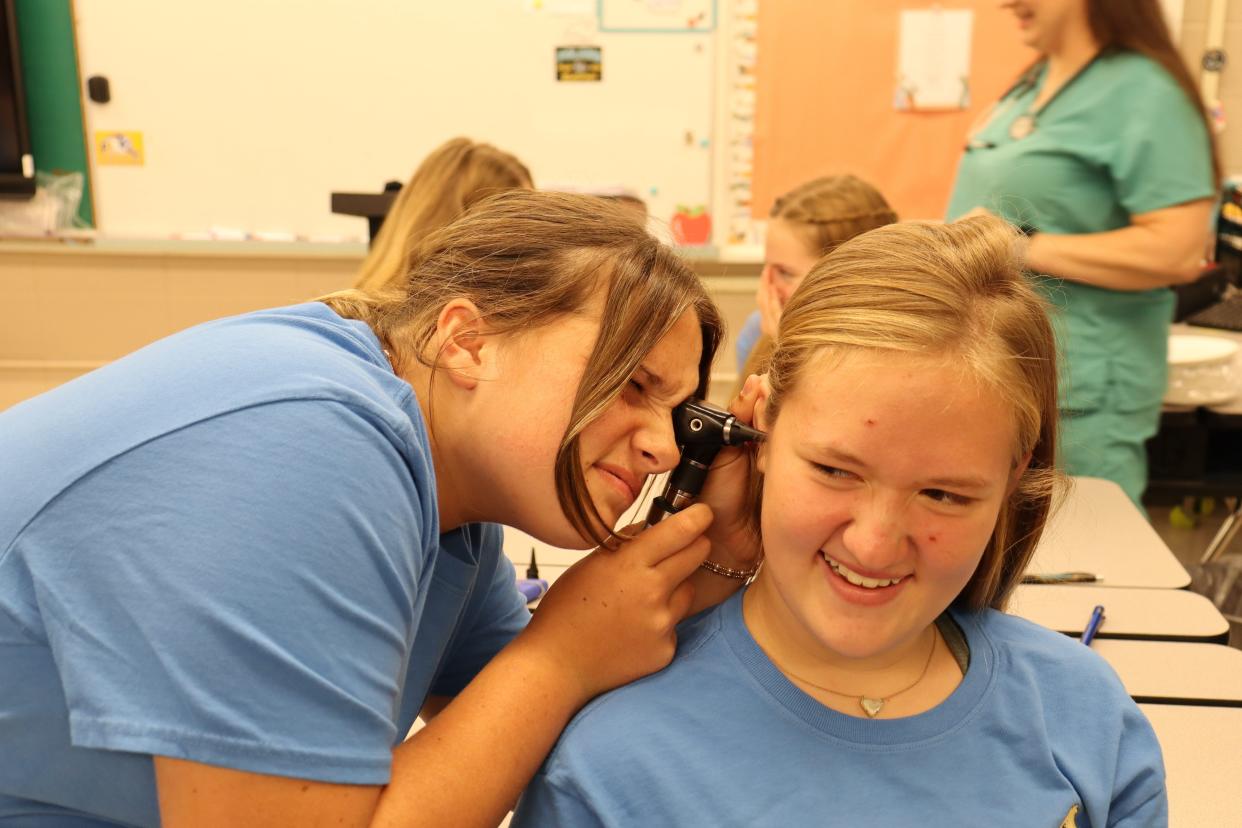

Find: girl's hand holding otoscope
<box><xmin>648</xmin><ymin>376</ymin><xmax>767</xmax><ymax>606</ymax></box>
<box><xmin>518</xmin><ymin>503</ymin><xmax>714</xmax><ymax>701</ymax></box>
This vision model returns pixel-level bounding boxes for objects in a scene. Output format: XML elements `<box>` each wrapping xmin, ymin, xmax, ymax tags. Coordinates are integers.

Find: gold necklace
<box><xmin>775</xmin><ymin>629</ymin><xmax>938</xmax><ymax>719</ymax></box>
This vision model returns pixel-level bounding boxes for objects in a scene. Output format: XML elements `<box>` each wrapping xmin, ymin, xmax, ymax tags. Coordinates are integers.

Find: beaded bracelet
<box><xmin>699</xmin><ymin>558</ymin><xmax>761</xmax><ymax>581</ymax></box>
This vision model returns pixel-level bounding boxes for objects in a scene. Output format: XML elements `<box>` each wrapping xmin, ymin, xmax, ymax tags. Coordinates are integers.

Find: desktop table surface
<box><xmin>1140</xmin><ymin>703</ymin><xmax>1242</xmax><ymax>826</ymax></box>
<box><xmin>1027</xmin><ymin>477</ymin><xmax>1189</xmax><ymax>588</ymax></box>
<box><xmin>1093</xmin><ymin>639</ymin><xmax>1242</xmax><ymax>704</ymax></box>
<box><xmin>1007</xmin><ymin>584</ymin><xmax>1229</xmax><ymax>642</ymax></box>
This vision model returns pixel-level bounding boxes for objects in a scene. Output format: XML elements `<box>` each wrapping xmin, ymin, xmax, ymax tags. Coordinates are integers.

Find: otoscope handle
<box><xmin>645</xmin><ymin>444</ymin><xmax>721</xmax><ymax>525</ymax></box>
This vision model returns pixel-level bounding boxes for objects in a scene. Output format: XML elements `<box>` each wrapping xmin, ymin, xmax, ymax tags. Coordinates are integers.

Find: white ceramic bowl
<box><xmin>1165</xmin><ymin>334</ymin><xmax>1240</xmax><ymax>406</ymax></box>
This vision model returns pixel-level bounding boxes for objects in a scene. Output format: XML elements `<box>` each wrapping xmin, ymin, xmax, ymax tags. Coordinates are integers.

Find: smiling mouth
<box><xmin>821</xmin><ymin>552</ymin><xmax>908</xmax><ymax>590</ymax></box>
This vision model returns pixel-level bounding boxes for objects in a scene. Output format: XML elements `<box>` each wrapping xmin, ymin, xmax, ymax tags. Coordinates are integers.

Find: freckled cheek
<box><xmin>577</xmin><ymin>408</ymin><xmax>633</xmax><ymax>462</ymax></box>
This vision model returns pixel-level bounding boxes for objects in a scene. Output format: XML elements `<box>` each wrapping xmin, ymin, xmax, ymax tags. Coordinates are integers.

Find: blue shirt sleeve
<box><xmin>1105</xmin><ymin>704</ymin><xmax>1168</xmax><ymax>826</ymax></box>
<box><xmin>24</xmin><ymin>399</ymin><xmax>434</xmax><ymax>784</ymax></box>
<box><xmin>513</xmin><ymin>770</ymin><xmax>606</xmax><ymax>828</ymax></box>
<box><xmin>735</xmin><ymin>310</ymin><xmax>762</xmax><ymax>375</ymax></box>
<box><xmin>429</xmin><ymin>523</ymin><xmax>530</xmax><ymax>697</ymax></box>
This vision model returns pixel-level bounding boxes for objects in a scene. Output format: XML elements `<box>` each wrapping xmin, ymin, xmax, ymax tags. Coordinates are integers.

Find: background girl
<box><xmin>734</xmin><ymin>174</ymin><xmax>897</xmax><ymax>393</ymax></box>
<box><xmin>353</xmin><ymin>136</ymin><xmax>533</xmax><ymax>294</ymax></box>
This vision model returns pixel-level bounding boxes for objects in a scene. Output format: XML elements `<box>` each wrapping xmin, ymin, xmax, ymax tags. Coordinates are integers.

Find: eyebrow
<box><xmin>639</xmin><ymin>365</ymin><xmax>697</xmax><ymax>401</ymax></box>
<box><xmin>812</xmin><ymin>446</ymin><xmax>992</xmax><ymax>491</ymax></box>
<box><xmin>637</xmin><ymin>365</ymin><xmax>668</xmax><ymax>392</ymax></box>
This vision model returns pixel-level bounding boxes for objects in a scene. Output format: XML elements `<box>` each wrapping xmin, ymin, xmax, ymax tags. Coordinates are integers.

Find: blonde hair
<box><xmin>736</xmin><ymin>175</ymin><xmax>897</xmax><ymax>391</ymax></box>
<box><xmin>353</xmin><ymin>137</ymin><xmax>533</xmax><ymax>293</ymax></box>
<box><xmin>321</xmin><ymin>190</ymin><xmax>723</xmax><ymax>547</ymax></box>
<box><xmin>761</xmin><ymin>215</ymin><xmax>1061</xmax><ymax>611</ymax></box>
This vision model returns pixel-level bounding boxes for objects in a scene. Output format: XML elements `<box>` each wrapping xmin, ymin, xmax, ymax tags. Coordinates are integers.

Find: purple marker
<box><xmin>517</xmin><ymin>578</ymin><xmax>549</xmax><ymax>605</ymax></box>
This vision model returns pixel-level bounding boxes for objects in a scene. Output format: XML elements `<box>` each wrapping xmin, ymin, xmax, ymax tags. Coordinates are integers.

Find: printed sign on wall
<box><xmin>556</xmin><ymin>46</ymin><xmax>602</xmax><ymax>81</ymax></box>
<box><xmin>95</xmin><ymin>131</ymin><xmax>145</xmax><ymax>166</ymax></box>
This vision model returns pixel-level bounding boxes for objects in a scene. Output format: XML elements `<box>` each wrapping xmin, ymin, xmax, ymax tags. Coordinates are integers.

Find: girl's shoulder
<box><xmin>959</xmin><ymin>607</ymin><xmax>1128</xmax><ymax>690</ymax></box>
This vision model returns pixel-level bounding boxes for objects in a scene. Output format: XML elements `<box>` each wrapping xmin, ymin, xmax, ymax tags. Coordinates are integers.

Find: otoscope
<box><xmin>646</xmin><ymin>398</ymin><xmax>765</xmax><ymax>526</ymax></box>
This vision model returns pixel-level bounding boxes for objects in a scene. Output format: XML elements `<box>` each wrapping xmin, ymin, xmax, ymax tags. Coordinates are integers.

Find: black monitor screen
<box><xmin>0</xmin><ymin>0</ymin><xmax>33</xmax><ymax>193</ymax></box>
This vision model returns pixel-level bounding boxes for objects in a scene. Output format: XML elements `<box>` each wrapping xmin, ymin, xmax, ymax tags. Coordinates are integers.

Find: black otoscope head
<box><xmin>646</xmin><ymin>398</ymin><xmax>765</xmax><ymax>526</ymax></box>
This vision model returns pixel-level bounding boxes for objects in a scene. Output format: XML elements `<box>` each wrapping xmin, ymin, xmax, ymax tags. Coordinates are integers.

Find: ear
<box><xmin>753</xmin><ymin>374</ymin><xmax>772</xmax><ymax>474</ymax></box>
<box><xmin>434</xmin><ymin>299</ymin><xmax>493</xmax><ymax>390</ymax></box>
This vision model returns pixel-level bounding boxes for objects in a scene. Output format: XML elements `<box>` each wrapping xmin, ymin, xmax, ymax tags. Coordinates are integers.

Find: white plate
<box><xmin>1164</xmin><ymin>386</ymin><xmax>1239</xmax><ymax>407</ymax></box>
<box><xmin>1168</xmin><ymin>335</ymin><xmax>1239</xmax><ymax>366</ymax></box>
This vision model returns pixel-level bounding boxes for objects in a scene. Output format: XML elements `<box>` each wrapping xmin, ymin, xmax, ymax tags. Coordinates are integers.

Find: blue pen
<box><xmin>1080</xmin><ymin>604</ymin><xmax>1105</xmax><ymax>647</ymax></box>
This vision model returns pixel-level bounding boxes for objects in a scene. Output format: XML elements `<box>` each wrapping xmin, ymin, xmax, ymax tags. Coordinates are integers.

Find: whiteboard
<box><xmin>74</xmin><ymin>0</ymin><xmax>717</xmax><ymax>240</ymax></box>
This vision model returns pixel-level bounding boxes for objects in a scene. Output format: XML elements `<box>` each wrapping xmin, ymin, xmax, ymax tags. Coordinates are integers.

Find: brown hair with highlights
<box><xmin>322</xmin><ymin>190</ymin><xmax>722</xmax><ymax>546</ymax></box>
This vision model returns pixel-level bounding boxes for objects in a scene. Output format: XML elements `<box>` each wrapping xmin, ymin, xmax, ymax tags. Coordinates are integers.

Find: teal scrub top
<box><xmin>947</xmin><ymin>50</ymin><xmax>1214</xmax><ymax>414</ymax></box>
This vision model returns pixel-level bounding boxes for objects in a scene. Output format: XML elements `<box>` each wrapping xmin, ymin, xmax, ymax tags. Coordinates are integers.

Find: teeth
<box><xmin>823</xmin><ymin>552</ymin><xmax>904</xmax><ymax>589</ymax></box>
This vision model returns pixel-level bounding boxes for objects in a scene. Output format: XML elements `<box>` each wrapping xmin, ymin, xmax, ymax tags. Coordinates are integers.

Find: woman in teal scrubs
<box><xmin>948</xmin><ymin>0</ymin><xmax>1218</xmax><ymax>506</ymax></box>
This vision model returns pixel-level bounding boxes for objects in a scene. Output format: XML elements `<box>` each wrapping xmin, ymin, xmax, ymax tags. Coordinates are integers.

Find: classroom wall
<box><xmin>1181</xmin><ymin>0</ymin><xmax>1242</xmax><ymax>174</ymax></box>
<box><xmin>70</xmin><ymin>0</ymin><xmax>719</xmax><ymax>241</ymax></box>
<box><xmin>752</xmin><ymin>1</ymin><xmax>1033</xmax><ymax>222</ymax></box>
<box><xmin>749</xmin><ymin>0</ymin><xmax>1224</xmax><ymax>223</ymax></box>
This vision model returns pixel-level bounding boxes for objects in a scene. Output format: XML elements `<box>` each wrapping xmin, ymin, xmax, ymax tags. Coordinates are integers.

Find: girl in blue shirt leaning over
<box><xmin>0</xmin><ymin>192</ymin><xmax>762</xmax><ymax>827</ymax></box>
<box><xmin>516</xmin><ymin>216</ymin><xmax>1165</xmax><ymax>827</ymax></box>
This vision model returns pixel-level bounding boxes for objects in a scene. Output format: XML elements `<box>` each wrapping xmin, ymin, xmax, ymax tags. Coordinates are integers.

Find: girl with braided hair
<box><xmin>734</xmin><ymin>175</ymin><xmax>897</xmax><ymax>394</ymax></box>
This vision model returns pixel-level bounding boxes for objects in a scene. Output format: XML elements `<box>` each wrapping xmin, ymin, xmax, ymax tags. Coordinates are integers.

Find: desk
<box><xmin>1140</xmin><ymin>704</ymin><xmax>1242</xmax><ymax>826</ymax></box>
<box><xmin>1029</xmin><ymin>477</ymin><xmax>1190</xmax><ymax>588</ymax></box>
<box><xmin>1093</xmin><ymin>640</ymin><xmax>1242</xmax><ymax>706</ymax></box>
<box><xmin>1008</xmin><ymin>584</ymin><xmax>1230</xmax><ymax>643</ymax></box>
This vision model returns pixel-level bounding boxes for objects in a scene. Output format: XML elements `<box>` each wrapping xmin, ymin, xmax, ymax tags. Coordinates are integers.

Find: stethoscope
<box><xmin>964</xmin><ymin>52</ymin><xmax>1104</xmax><ymax>151</ymax></box>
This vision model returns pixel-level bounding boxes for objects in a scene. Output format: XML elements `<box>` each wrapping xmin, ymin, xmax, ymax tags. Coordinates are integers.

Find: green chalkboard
<box><xmin>16</xmin><ymin>0</ymin><xmax>92</xmax><ymax>226</ymax></box>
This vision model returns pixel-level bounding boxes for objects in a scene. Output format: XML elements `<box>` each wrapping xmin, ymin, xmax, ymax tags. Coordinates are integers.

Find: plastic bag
<box><xmin>0</xmin><ymin>170</ymin><xmax>85</xmax><ymax>236</ymax></box>
<box><xmin>1188</xmin><ymin>554</ymin><xmax>1242</xmax><ymax>646</ymax></box>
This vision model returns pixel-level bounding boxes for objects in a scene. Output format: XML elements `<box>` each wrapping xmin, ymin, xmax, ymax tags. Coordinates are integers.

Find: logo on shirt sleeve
<box><xmin>1059</xmin><ymin>803</ymin><xmax>1081</xmax><ymax>827</ymax></box>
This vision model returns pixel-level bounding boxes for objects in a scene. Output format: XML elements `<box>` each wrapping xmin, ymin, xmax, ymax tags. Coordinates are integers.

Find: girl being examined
<box><xmin>516</xmin><ymin>216</ymin><xmax>1165</xmax><ymax>827</ymax></box>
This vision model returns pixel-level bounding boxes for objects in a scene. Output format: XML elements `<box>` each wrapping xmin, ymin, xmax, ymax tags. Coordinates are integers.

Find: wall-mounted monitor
<box><xmin>0</xmin><ymin>0</ymin><xmax>35</xmax><ymax>198</ymax></box>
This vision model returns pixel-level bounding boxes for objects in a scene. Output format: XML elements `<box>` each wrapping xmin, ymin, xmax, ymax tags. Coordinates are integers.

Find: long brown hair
<box><xmin>321</xmin><ymin>191</ymin><xmax>722</xmax><ymax>547</ymax></box>
<box><xmin>353</xmin><ymin>137</ymin><xmax>533</xmax><ymax>293</ymax></box>
<box><xmin>760</xmin><ymin>216</ymin><xmax>1061</xmax><ymax>611</ymax></box>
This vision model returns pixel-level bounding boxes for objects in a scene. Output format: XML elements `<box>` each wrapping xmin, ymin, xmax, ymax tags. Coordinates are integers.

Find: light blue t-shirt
<box><xmin>514</xmin><ymin>591</ymin><xmax>1165</xmax><ymax>827</ymax></box>
<box><xmin>0</xmin><ymin>302</ymin><xmax>530</xmax><ymax>826</ymax></box>
<box><xmin>735</xmin><ymin>310</ymin><xmax>762</xmax><ymax>375</ymax></box>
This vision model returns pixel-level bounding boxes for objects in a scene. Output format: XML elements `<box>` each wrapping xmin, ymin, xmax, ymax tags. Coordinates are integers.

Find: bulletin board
<box><xmin>752</xmin><ymin>1</ymin><xmax>1035</xmax><ymax>221</ymax></box>
<box><xmin>69</xmin><ymin>0</ymin><xmax>719</xmax><ymax>240</ymax></box>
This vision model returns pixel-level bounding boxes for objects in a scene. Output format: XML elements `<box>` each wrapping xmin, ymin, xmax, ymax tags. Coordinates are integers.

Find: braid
<box><xmin>771</xmin><ymin>174</ymin><xmax>898</xmax><ymax>257</ymax></box>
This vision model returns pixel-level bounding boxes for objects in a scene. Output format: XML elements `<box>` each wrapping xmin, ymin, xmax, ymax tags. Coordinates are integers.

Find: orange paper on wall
<box><xmin>753</xmin><ymin>1</ymin><xmax>1034</xmax><ymax>221</ymax></box>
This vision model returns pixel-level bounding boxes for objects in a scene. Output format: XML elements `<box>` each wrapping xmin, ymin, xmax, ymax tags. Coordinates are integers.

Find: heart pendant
<box><xmin>860</xmin><ymin>697</ymin><xmax>884</xmax><ymax>718</ymax></box>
